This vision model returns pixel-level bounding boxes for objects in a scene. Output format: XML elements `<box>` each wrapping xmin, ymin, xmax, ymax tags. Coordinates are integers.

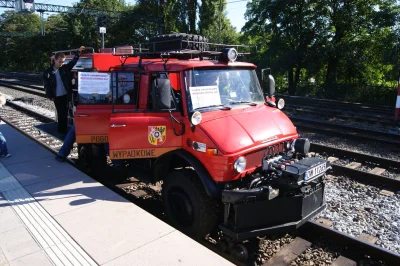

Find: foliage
<box><xmin>243</xmin><ymin>0</ymin><xmax>400</xmax><ymax>105</ymax></box>
<box><xmin>0</xmin><ymin>0</ymin><xmax>399</xmax><ymax>105</ymax></box>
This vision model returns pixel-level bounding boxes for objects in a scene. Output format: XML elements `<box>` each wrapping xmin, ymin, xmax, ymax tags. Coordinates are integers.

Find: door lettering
<box><xmin>110</xmin><ymin>147</ymin><xmax>179</xmax><ymax>159</ymax></box>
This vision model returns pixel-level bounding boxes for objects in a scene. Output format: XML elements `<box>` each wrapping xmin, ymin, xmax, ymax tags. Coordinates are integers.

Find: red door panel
<box><xmin>75</xmin><ymin>106</ymin><xmax>112</xmax><ymax>143</ymax></box>
<box><xmin>108</xmin><ymin>112</ymin><xmax>183</xmax><ymax>159</ymax></box>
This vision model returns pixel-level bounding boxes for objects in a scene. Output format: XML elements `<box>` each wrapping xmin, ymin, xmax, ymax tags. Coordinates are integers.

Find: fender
<box><xmin>153</xmin><ymin>149</ymin><xmax>221</xmax><ymax>198</ymax></box>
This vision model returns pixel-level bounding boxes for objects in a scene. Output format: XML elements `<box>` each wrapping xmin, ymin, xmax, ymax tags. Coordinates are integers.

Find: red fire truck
<box><xmin>39</xmin><ymin>34</ymin><xmax>330</xmax><ymax>259</ymax></box>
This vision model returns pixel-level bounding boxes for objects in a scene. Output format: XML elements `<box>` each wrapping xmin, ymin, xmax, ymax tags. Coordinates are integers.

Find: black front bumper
<box><xmin>219</xmin><ymin>183</ymin><xmax>325</xmax><ymax>241</ymax></box>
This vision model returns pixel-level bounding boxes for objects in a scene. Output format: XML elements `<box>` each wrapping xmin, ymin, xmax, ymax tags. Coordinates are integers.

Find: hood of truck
<box><xmin>199</xmin><ymin>105</ymin><xmax>297</xmax><ymax>154</ymax></box>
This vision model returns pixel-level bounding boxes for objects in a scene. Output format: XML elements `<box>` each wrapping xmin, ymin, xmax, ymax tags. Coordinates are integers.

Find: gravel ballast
<box><xmin>316</xmin><ymin>175</ymin><xmax>400</xmax><ymax>254</ymax></box>
<box><xmin>300</xmin><ymin>130</ymin><xmax>400</xmax><ymax>162</ymax></box>
<box><xmin>0</xmin><ymin>87</ymin><xmax>55</xmax><ymax>112</ymax></box>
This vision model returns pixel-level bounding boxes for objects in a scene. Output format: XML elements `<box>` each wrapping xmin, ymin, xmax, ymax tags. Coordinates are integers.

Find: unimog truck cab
<box><xmin>39</xmin><ymin>34</ymin><xmax>330</xmax><ymax>259</ymax></box>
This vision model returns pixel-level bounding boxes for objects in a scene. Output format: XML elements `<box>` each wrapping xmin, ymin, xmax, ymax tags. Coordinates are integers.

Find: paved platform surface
<box><xmin>0</xmin><ymin>122</ymin><xmax>232</xmax><ymax>266</ymax></box>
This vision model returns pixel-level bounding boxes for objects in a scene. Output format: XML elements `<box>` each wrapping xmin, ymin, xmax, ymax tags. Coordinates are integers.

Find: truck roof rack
<box><xmin>112</xmin><ymin>45</ymin><xmax>149</xmax><ymax>56</ymax></box>
<box><xmin>52</xmin><ymin>47</ymin><xmax>95</xmax><ymax>56</ymax></box>
<box><xmin>111</xmin><ymin>37</ymin><xmax>254</xmax><ymax>60</ymax></box>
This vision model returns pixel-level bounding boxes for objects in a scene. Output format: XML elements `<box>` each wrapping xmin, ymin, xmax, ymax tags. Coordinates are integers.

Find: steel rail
<box><xmin>285</xmin><ymin>105</ymin><xmax>393</xmax><ymax>125</ymax></box>
<box><xmin>328</xmin><ymin>164</ymin><xmax>400</xmax><ymax>189</ymax></box>
<box><xmin>310</xmin><ymin>143</ymin><xmax>400</xmax><ymax>169</ymax></box>
<box><xmin>0</xmin><ymin>81</ymin><xmax>47</xmax><ymax>98</ymax></box>
<box><xmin>292</xmin><ymin>118</ymin><xmax>400</xmax><ymax>146</ymax></box>
<box><xmin>277</xmin><ymin>94</ymin><xmax>394</xmax><ymax>113</ymax></box>
<box><xmin>0</xmin><ymin>79</ymin><xmax>44</xmax><ymax>91</ymax></box>
<box><xmin>299</xmin><ymin>221</ymin><xmax>400</xmax><ymax>266</ymax></box>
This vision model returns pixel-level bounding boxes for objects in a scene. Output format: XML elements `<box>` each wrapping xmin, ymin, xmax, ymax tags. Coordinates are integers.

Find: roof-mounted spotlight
<box><xmin>219</xmin><ymin>48</ymin><xmax>238</xmax><ymax>63</ymax></box>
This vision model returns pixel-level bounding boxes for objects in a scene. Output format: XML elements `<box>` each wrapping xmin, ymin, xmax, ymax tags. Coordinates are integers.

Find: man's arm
<box><xmin>65</xmin><ymin>46</ymin><xmax>85</xmax><ymax>71</ymax></box>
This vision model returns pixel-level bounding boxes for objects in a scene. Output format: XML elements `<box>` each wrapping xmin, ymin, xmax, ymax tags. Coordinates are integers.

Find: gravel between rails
<box><xmin>255</xmin><ymin>234</ymin><xmax>294</xmax><ymax>264</ymax></box>
<box><xmin>316</xmin><ymin>175</ymin><xmax>400</xmax><ymax>254</ymax></box>
<box><xmin>0</xmin><ymin>86</ymin><xmax>55</xmax><ymax>111</ymax></box>
<box><xmin>299</xmin><ymin>129</ymin><xmax>400</xmax><ymax>162</ymax></box>
<box><xmin>291</xmin><ymin>239</ymin><xmax>340</xmax><ymax>266</ymax></box>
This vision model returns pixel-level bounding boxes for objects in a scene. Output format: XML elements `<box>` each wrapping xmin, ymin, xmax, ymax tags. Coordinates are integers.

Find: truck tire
<box><xmin>162</xmin><ymin>169</ymin><xmax>219</xmax><ymax>239</ymax></box>
<box><xmin>78</xmin><ymin>144</ymin><xmax>93</xmax><ymax>167</ymax></box>
<box><xmin>148</xmin><ymin>33</ymin><xmax>209</xmax><ymax>52</ymax></box>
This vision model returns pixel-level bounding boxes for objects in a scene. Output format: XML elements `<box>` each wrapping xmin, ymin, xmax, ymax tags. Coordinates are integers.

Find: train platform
<box><xmin>0</xmin><ymin>121</ymin><xmax>232</xmax><ymax>266</ymax></box>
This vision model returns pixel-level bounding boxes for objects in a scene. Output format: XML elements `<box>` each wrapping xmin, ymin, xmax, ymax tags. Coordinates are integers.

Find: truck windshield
<box><xmin>184</xmin><ymin>69</ymin><xmax>264</xmax><ymax>112</ymax></box>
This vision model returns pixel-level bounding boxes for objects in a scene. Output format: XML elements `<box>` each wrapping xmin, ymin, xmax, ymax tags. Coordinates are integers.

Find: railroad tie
<box><xmin>331</xmin><ymin>256</ymin><xmax>357</xmax><ymax>266</ymax></box>
<box><xmin>262</xmin><ymin>237</ymin><xmax>311</xmax><ymax>266</ymax></box>
<box><xmin>368</xmin><ymin>167</ymin><xmax>386</xmax><ymax>175</ymax></box>
<box><xmin>315</xmin><ymin>218</ymin><xmax>333</xmax><ymax>227</ymax></box>
<box><xmin>327</xmin><ymin>157</ymin><xmax>339</xmax><ymax>163</ymax></box>
<box><xmin>345</xmin><ymin>162</ymin><xmax>361</xmax><ymax>169</ymax></box>
<box><xmin>358</xmin><ymin>234</ymin><xmax>378</xmax><ymax>244</ymax></box>
<box><xmin>379</xmin><ymin>190</ymin><xmax>395</xmax><ymax>197</ymax></box>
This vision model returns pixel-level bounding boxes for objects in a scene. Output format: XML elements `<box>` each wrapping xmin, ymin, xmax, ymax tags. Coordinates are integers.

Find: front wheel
<box><xmin>162</xmin><ymin>169</ymin><xmax>219</xmax><ymax>239</ymax></box>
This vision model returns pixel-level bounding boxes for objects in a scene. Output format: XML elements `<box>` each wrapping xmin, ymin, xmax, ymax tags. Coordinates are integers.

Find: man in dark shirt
<box><xmin>43</xmin><ymin>46</ymin><xmax>85</xmax><ymax>134</ymax></box>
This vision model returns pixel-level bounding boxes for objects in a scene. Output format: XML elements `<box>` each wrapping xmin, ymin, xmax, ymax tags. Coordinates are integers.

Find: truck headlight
<box><xmin>234</xmin><ymin>156</ymin><xmax>247</xmax><ymax>173</ymax></box>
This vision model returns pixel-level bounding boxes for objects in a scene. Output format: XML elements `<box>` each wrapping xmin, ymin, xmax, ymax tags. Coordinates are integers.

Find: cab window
<box><xmin>148</xmin><ymin>72</ymin><xmax>181</xmax><ymax>111</ymax></box>
<box><xmin>77</xmin><ymin>71</ymin><xmax>139</xmax><ymax>105</ymax></box>
<box><xmin>110</xmin><ymin>72</ymin><xmax>139</xmax><ymax>105</ymax></box>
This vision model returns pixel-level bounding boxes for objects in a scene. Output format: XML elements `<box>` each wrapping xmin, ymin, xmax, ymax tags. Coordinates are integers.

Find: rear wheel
<box><xmin>78</xmin><ymin>144</ymin><xmax>92</xmax><ymax>167</ymax></box>
<box><xmin>162</xmin><ymin>169</ymin><xmax>219</xmax><ymax>239</ymax></box>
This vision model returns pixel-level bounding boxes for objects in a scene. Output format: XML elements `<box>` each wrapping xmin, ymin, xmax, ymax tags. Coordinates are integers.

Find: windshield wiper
<box><xmin>229</xmin><ymin>101</ymin><xmax>257</xmax><ymax>106</ymax></box>
<box><xmin>194</xmin><ymin>104</ymin><xmax>231</xmax><ymax>111</ymax></box>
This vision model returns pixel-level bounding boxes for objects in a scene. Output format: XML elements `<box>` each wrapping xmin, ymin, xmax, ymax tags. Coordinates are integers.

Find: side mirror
<box><xmin>261</xmin><ymin>68</ymin><xmax>275</xmax><ymax>98</ymax></box>
<box><xmin>153</xmin><ymin>78</ymin><xmax>172</xmax><ymax>110</ymax></box>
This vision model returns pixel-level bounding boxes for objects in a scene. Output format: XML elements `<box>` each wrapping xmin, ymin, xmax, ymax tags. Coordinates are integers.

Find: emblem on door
<box><xmin>148</xmin><ymin>126</ymin><xmax>167</xmax><ymax>146</ymax></box>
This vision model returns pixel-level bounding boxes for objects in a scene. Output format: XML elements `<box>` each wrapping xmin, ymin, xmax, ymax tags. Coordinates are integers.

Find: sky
<box><xmin>0</xmin><ymin>0</ymin><xmax>249</xmax><ymax>32</ymax></box>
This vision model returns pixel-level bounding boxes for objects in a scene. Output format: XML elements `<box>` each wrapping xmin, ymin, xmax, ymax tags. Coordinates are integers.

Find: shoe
<box><xmin>55</xmin><ymin>154</ymin><xmax>66</xmax><ymax>162</ymax></box>
<box><xmin>1</xmin><ymin>152</ymin><xmax>11</xmax><ymax>158</ymax></box>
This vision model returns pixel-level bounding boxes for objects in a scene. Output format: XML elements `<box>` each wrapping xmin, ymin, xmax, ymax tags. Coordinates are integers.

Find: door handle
<box><xmin>76</xmin><ymin>114</ymin><xmax>89</xmax><ymax>117</ymax></box>
<box><xmin>110</xmin><ymin>124</ymin><xmax>126</xmax><ymax>128</ymax></box>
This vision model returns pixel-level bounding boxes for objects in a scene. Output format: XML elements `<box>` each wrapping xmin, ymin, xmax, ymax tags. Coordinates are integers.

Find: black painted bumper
<box><xmin>219</xmin><ymin>184</ymin><xmax>325</xmax><ymax>241</ymax></box>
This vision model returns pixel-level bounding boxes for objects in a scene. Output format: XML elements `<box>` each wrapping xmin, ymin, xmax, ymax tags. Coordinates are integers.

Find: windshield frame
<box><xmin>183</xmin><ymin>68</ymin><xmax>265</xmax><ymax>114</ymax></box>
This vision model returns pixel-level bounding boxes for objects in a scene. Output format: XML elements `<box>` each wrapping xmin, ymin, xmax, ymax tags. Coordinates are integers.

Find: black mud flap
<box><xmin>34</xmin><ymin>122</ymin><xmax>71</xmax><ymax>142</ymax></box>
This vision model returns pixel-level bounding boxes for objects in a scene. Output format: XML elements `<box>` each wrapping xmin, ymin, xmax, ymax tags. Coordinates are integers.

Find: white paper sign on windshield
<box><xmin>78</xmin><ymin>72</ymin><xmax>110</xmax><ymax>94</ymax></box>
<box><xmin>189</xmin><ymin>86</ymin><xmax>221</xmax><ymax>110</ymax></box>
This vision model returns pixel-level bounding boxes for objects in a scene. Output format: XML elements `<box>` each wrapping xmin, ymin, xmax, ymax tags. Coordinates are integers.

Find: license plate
<box><xmin>305</xmin><ymin>163</ymin><xmax>326</xmax><ymax>180</ymax></box>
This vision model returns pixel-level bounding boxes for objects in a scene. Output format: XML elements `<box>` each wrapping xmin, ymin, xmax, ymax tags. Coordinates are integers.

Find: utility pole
<box><xmin>97</xmin><ymin>15</ymin><xmax>107</xmax><ymax>50</ymax></box>
<box><xmin>218</xmin><ymin>0</ymin><xmax>222</xmax><ymax>43</ymax></box>
<box><xmin>38</xmin><ymin>9</ymin><xmax>45</xmax><ymax>36</ymax></box>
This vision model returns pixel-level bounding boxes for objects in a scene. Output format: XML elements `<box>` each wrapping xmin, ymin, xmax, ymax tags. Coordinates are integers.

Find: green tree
<box><xmin>319</xmin><ymin>0</ymin><xmax>399</xmax><ymax>95</ymax></box>
<box><xmin>199</xmin><ymin>0</ymin><xmax>240</xmax><ymax>44</ymax></box>
<box><xmin>243</xmin><ymin>0</ymin><xmax>327</xmax><ymax>95</ymax></box>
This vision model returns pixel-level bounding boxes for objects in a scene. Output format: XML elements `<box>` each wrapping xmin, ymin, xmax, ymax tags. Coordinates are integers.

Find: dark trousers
<box><xmin>55</xmin><ymin>95</ymin><xmax>68</xmax><ymax>133</ymax></box>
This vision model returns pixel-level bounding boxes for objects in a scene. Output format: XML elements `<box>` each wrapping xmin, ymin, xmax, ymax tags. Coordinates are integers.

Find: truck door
<box><xmin>108</xmin><ymin>72</ymin><xmax>183</xmax><ymax>160</ymax></box>
<box><xmin>74</xmin><ymin>70</ymin><xmax>112</xmax><ymax>144</ymax></box>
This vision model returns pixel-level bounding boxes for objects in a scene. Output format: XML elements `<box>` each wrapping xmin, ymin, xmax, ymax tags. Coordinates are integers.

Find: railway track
<box><xmin>0</xmin><ymin>72</ymin><xmax>42</xmax><ymax>84</ymax></box>
<box><xmin>285</xmin><ymin>105</ymin><xmax>394</xmax><ymax>127</ymax></box>
<box><xmin>277</xmin><ymin>94</ymin><xmax>395</xmax><ymax>114</ymax></box>
<box><xmin>307</xmin><ymin>144</ymin><xmax>400</xmax><ymax>190</ymax></box>
<box><xmin>0</xmin><ymin>100</ymin><xmax>399</xmax><ymax>265</ymax></box>
<box><xmin>291</xmin><ymin>115</ymin><xmax>400</xmax><ymax>146</ymax></box>
<box><xmin>0</xmin><ymin>80</ymin><xmax>46</xmax><ymax>98</ymax></box>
